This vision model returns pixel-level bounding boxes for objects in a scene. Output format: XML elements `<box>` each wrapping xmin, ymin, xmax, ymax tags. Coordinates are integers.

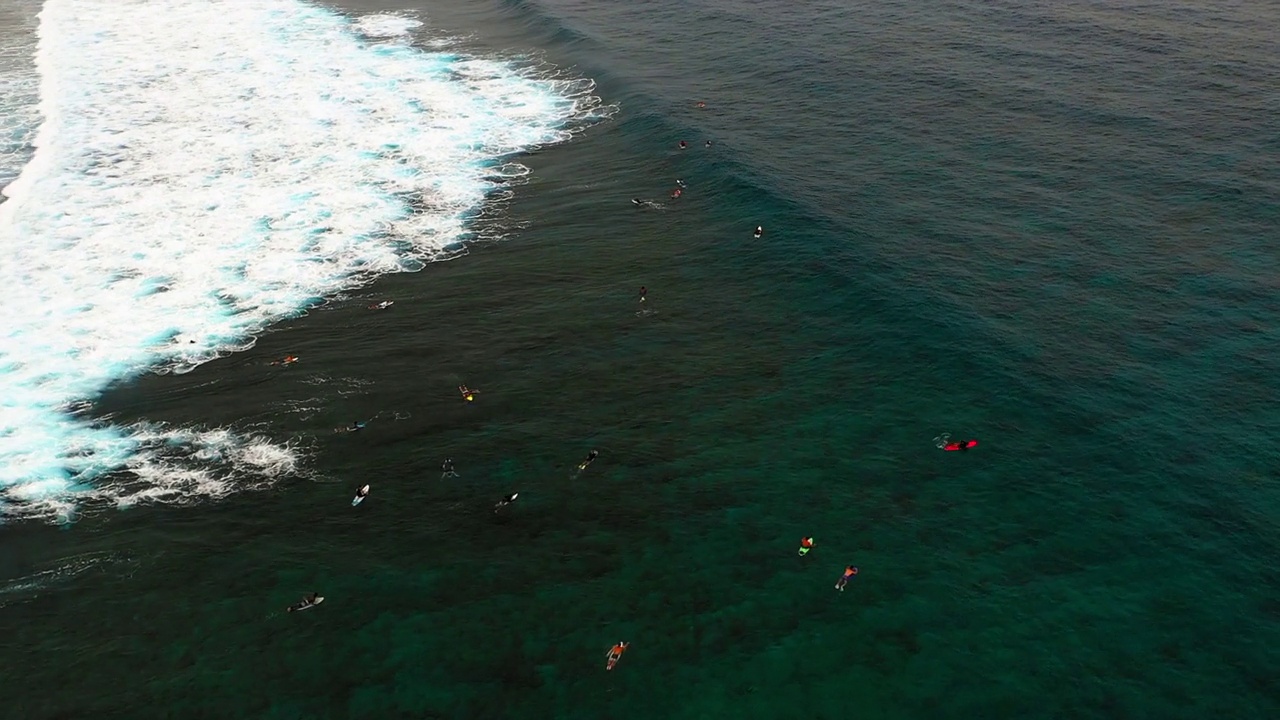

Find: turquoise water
<box><xmin>3</xmin><ymin>0</ymin><xmax>1280</xmax><ymax>717</ymax></box>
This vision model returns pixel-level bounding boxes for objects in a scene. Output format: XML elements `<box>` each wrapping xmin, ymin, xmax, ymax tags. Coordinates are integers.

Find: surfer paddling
<box><xmin>287</xmin><ymin>593</ymin><xmax>322</xmax><ymax>612</ymax></box>
<box><xmin>606</xmin><ymin>642</ymin><xmax>629</xmax><ymax>670</ymax></box>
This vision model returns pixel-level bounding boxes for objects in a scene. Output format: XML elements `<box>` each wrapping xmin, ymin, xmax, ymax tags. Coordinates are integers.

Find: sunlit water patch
<box><xmin>0</xmin><ymin>0</ymin><xmax>612</xmax><ymax>522</ymax></box>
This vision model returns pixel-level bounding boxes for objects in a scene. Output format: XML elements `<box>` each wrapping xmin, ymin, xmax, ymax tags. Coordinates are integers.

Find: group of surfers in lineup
<box><xmin>277</xmin><ymin>100</ymin><xmax>984</xmax><ymax>669</ymax></box>
<box><xmin>626</xmin><ymin>113</ymin><xmax>765</xmax><ymax>242</ymax></box>
<box><xmin>283</xmin><ymin>356</ymin><xmax>981</xmax><ymax>663</ymax></box>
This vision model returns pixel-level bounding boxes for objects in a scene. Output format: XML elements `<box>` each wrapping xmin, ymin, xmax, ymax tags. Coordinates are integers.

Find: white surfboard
<box><xmin>289</xmin><ymin>596</ymin><xmax>324</xmax><ymax>612</ymax></box>
<box><xmin>352</xmin><ymin>484</ymin><xmax>370</xmax><ymax>506</ymax></box>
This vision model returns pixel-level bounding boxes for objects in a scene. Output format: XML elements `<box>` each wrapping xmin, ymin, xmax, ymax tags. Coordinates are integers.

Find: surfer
<box><xmin>459</xmin><ymin>385</ymin><xmax>477</xmax><ymax>403</ymax></box>
<box><xmin>678</xmin><ymin>140</ymin><xmax>688</xmax><ymax>149</ymax></box>
<box><xmin>695</xmin><ymin>101</ymin><xmax>706</xmax><ymax>108</ymax></box>
<box><xmin>798</xmin><ymin>537</ymin><xmax>815</xmax><ymax>556</ymax></box>
<box><xmin>606</xmin><ymin>642</ymin><xmax>629</xmax><ymax>670</ymax></box>
<box><xmin>494</xmin><ymin>492</ymin><xmax>519</xmax><ymax>512</ymax></box>
<box><xmin>351</xmin><ymin>484</ymin><xmax>371</xmax><ymax>507</ymax></box>
<box><xmin>705</xmin><ymin>140</ymin><xmax>713</xmax><ymax>148</ymax></box>
<box><xmin>632</xmin><ymin>198</ymin><xmax>658</xmax><ymax>209</ymax></box>
<box><xmin>577</xmin><ymin>449</ymin><xmax>600</xmax><ymax>472</ymax></box>
<box><xmin>286</xmin><ymin>592</ymin><xmax>321</xmax><ymax>613</ymax></box>
<box><xmin>270</xmin><ymin>355</ymin><xmax>299</xmax><ymax>366</ymax></box>
<box><xmin>639</xmin><ymin>286</ymin><xmax>647</xmax><ymax>304</ymax></box>
<box><xmin>441</xmin><ymin>458</ymin><xmax>459</xmax><ymax>479</ymax></box>
<box><xmin>753</xmin><ymin>226</ymin><xmax>764</xmax><ymax>239</ymax></box>
<box><xmin>670</xmin><ymin>188</ymin><xmax>682</xmax><ymax>199</ymax></box>
<box><xmin>835</xmin><ymin>565</ymin><xmax>858</xmax><ymax>592</ymax></box>
<box><xmin>349</xmin><ymin>420</ymin><xmax>365</xmax><ymax>432</ymax></box>
<box><xmin>675</xmin><ymin>179</ymin><xmax>687</xmax><ymax>188</ymax></box>
<box><xmin>368</xmin><ymin>300</ymin><xmax>393</xmax><ymax>310</ymax></box>
<box><xmin>945</xmin><ymin>439</ymin><xmax>978</xmax><ymax>451</ymax></box>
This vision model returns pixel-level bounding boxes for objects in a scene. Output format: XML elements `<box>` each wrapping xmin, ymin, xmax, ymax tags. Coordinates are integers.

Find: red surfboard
<box><xmin>944</xmin><ymin>440</ymin><xmax>978</xmax><ymax>451</ymax></box>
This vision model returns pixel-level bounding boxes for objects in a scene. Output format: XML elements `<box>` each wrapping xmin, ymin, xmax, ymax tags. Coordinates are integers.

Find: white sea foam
<box><xmin>0</xmin><ymin>0</ymin><xmax>612</xmax><ymax>522</ymax></box>
<box><xmin>354</xmin><ymin>13</ymin><xmax>424</xmax><ymax>40</ymax></box>
<box><xmin>0</xmin><ymin>550</ymin><xmax>139</xmax><ymax>608</ymax></box>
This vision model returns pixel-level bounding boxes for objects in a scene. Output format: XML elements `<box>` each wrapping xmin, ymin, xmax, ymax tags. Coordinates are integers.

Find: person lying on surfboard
<box><xmin>943</xmin><ymin>439</ymin><xmax>978</xmax><ymax>452</ymax></box>
<box><xmin>577</xmin><ymin>450</ymin><xmax>600</xmax><ymax>473</ymax></box>
<box><xmin>287</xmin><ymin>593</ymin><xmax>321</xmax><ymax>612</ymax></box>
<box><xmin>835</xmin><ymin>565</ymin><xmax>858</xmax><ymax>592</ymax></box>
<box><xmin>606</xmin><ymin>642</ymin><xmax>629</xmax><ymax>670</ymax></box>
<box><xmin>494</xmin><ymin>492</ymin><xmax>519</xmax><ymax>513</ymax></box>
<box><xmin>798</xmin><ymin>537</ymin><xmax>815</xmax><ymax>556</ymax></box>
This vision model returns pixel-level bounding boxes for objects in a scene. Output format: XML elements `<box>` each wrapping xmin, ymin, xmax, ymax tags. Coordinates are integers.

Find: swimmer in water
<box><xmin>286</xmin><ymin>592</ymin><xmax>321</xmax><ymax>612</ymax></box>
<box><xmin>835</xmin><ymin>565</ymin><xmax>858</xmax><ymax>592</ymax></box>
<box><xmin>695</xmin><ymin>101</ymin><xmax>706</xmax><ymax>108</ymax></box>
<box><xmin>577</xmin><ymin>449</ymin><xmax>600</xmax><ymax>472</ymax></box>
<box><xmin>459</xmin><ymin>385</ymin><xmax>477</xmax><ymax>403</ymax></box>
<box><xmin>705</xmin><ymin>140</ymin><xmax>713</xmax><ymax>148</ymax></box>
<box><xmin>670</xmin><ymin>188</ymin><xmax>682</xmax><ymax>199</ymax></box>
<box><xmin>441</xmin><ymin>458</ymin><xmax>459</xmax><ymax>479</ymax></box>
<box><xmin>798</xmin><ymin>537</ymin><xmax>815</xmax><ymax>556</ymax></box>
<box><xmin>639</xmin><ymin>286</ymin><xmax>647</xmax><ymax>304</ymax></box>
<box><xmin>754</xmin><ymin>226</ymin><xmax>764</xmax><ymax>239</ymax></box>
<box><xmin>606</xmin><ymin>641</ymin><xmax>629</xmax><ymax>670</ymax></box>
<box><xmin>494</xmin><ymin>492</ymin><xmax>519</xmax><ymax>512</ymax></box>
<box><xmin>678</xmin><ymin>140</ymin><xmax>688</xmax><ymax>149</ymax></box>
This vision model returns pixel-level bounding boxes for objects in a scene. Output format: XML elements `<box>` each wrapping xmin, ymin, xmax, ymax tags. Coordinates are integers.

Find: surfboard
<box><xmin>352</xmin><ymin>484</ymin><xmax>370</xmax><ymax>506</ymax></box>
<box><xmin>289</xmin><ymin>596</ymin><xmax>324</xmax><ymax>612</ymax></box>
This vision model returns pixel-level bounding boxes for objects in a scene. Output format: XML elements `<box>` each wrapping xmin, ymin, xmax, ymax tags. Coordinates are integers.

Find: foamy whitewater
<box><xmin>0</xmin><ymin>0</ymin><xmax>610</xmax><ymax>522</ymax></box>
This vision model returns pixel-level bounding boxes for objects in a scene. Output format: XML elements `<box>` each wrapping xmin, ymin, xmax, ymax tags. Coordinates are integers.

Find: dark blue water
<box><xmin>3</xmin><ymin>0</ymin><xmax>1279</xmax><ymax>717</ymax></box>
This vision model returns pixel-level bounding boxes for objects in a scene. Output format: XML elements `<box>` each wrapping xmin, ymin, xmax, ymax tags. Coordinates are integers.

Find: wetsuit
<box><xmin>836</xmin><ymin>566</ymin><xmax>858</xmax><ymax>591</ymax></box>
<box><xmin>799</xmin><ymin>537</ymin><xmax>815</xmax><ymax>556</ymax></box>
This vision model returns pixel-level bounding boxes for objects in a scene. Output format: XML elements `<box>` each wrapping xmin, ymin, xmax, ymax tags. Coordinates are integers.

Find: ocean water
<box><xmin>1</xmin><ymin>0</ymin><xmax>1278</xmax><ymax>718</ymax></box>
